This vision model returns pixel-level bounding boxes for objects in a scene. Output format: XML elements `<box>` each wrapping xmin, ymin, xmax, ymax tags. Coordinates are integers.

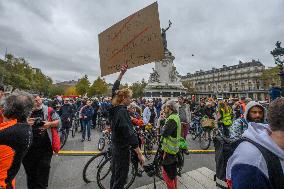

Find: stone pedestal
<box><xmin>145</xmin><ymin>50</ymin><xmax>187</xmax><ymax>98</ymax></box>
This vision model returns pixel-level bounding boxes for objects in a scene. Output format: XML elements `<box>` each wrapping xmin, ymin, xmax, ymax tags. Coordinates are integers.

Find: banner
<box><xmin>99</xmin><ymin>2</ymin><xmax>164</xmax><ymax>76</ymax></box>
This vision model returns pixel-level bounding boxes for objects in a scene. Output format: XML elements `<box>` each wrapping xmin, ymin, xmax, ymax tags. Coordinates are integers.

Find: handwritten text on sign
<box><xmin>99</xmin><ymin>2</ymin><xmax>164</xmax><ymax>77</ymax></box>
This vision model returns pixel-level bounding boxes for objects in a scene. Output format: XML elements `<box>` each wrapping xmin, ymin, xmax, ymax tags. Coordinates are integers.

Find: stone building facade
<box><xmin>181</xmin><ymin>60</ymin><xmax>268</xmax><ymax>100</ymax></box>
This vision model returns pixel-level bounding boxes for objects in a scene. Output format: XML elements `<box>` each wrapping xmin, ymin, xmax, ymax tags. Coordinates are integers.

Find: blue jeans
<box><xmin>82</xmin><ymin>120</ymin><xmax>91</xmax><ymax>140</ymax></box>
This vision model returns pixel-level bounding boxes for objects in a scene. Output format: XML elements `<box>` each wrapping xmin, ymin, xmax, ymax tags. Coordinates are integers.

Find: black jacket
<box><xmin>109</xmin><ymin>80</ymin><xmax>139</xmax><ymax>150</ymax></box>
<box><xmin>59</xmin><ymin>104</ymin><xmax>73</xmax><ymax>121</ymax></box>
<box><xmin>109</xmin><ymin>105</ymin><xmax>139</xmax><ymax>150</ymax></box>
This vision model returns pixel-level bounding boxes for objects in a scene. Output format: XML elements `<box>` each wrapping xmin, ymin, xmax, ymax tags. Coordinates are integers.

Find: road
<box><xmin>16</xmin><ymin>127</ymin><xmax>216</xmax><ymax>189</ymax></box>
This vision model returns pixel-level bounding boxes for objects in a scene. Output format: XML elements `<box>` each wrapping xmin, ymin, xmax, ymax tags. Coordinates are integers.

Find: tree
<box><xmin>48</xmin><ymin>85</ymin><xmax>64</xmax><ymax>97</ymax></box>
<box><xmin>75</xmin><ymin>75</ymin><xmax>90</xmax><ymax>95</ymax></box>
<box><xmin>182</xmin><ymin>80</ymin><xmax>196</xmax><ymax>94</ymax></box>
<box><xmin>65</xmin><ymin>86</ymin><xmax>77</xmax><ymax>96</ymax></box>
<box><xmin>2</xmin><ymin>54</ymin><xmax>53</xmax><ymax>95</ymax></box>
<box><xmin>261</xmin><ymin>66</ymin><xmax>281</xmax><ymax>89</ymax></box>
<box><xmin>130</xmin><ymin>79</ymin><xmax>147</xmax><ymax>98</ymax></box>
<box><xmin>119</xmin><ymin>83</ymin><xmax>129</xmax><ymax>89</ymax></box>
<box><xmin>88</xmin><ymin>77</ymin><xmax>108</xmax><ymax>97</ymax></box>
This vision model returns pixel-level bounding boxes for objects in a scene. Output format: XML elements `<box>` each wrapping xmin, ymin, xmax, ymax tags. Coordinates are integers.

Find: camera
<box><xmin>33</xmin><ymin>117</ymin><xmax>45</xmax><ymax>129</ymax></box>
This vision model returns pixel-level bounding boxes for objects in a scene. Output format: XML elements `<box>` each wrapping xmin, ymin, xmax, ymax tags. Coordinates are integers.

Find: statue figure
<box><xmin>276</xmin><ymin>41</ymin><xmax>281</xmax><ymax>48</ymax></box>
<box><xmin>149</xmin><ymin>68</ymin><xmax>160</xmax><ymax>83</ymax></box>
<box><xmin>161</xmin><ymin>20</ymin><xmax>172</xmax><ymax>51</ymax></box>
<box><xmin>169</xmin><ymin>66</ymin><xmax>179</xmax><ymax>82</ymax></box>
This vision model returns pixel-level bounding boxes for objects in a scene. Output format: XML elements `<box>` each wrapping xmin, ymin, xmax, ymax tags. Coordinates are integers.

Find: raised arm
<box><xmin>112</xmin><ymin>64</ymin><xmax>128</xmax><ymax>98</ymax></box>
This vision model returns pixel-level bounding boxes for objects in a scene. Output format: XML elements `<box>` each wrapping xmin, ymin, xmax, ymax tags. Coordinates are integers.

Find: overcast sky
<box><xmin>0</xmin><ymin>0</ymin><xmax>283</xmax><ymax>84</ymax></box>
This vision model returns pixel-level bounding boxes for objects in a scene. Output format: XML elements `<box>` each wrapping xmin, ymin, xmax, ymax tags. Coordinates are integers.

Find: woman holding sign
<box><xmin>109</xmin><ymin>64</ymin><xmax>145</xmax><ymax>189</ymax></box>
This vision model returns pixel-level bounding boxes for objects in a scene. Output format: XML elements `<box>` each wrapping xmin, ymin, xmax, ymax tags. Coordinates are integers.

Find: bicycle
<box><xmin>98</xmin><ymin>116</ymin><xmax>109</xmax><ymax>132</ymax></box>
<box><xmin>96</xmin><ymin>147</ymin><xmax>138</xmax><ymax>189</ymax></box>
<box><xmin>59</xmin><ymin>128</ymin><xmax>68</xmax><ymax>149</ymax></box>
<box><xmin>83</xmin><ymin>146</ymin><xmax>112</xmax><ymax>183</ymax></box>
<box><xmin>98</xmin><ymin>127</ymin><xmax>111</xmax><ymax>151</ymax></box>
<box><xmin>144</xmin><ymin>139</ymin><xmax>186</xmax><ymax>189</ymax></box>
<box><xmin>141</xmin><ymin>124</ymin><xmax>158</xmax><ymax>160</ymax></box>
<box><xmin>71</xmin><ymin>114</ymin><xmax>80</xmax><ymax>138</ymax></box>
<box><xmin>199</xmin><ymin>118</ymin><xmax>224</xmax><ymax>150</ymax></box>
<box><xmin>188</xmin><ymin>116</ymin><xmax>203</xmax><ymax>140</ymax></box>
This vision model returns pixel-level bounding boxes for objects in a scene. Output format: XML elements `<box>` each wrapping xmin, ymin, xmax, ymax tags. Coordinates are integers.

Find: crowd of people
<box><xmin>0</xmin><ymin>64</ymin><xmax>284</xmax><ymax>189</ymax></box>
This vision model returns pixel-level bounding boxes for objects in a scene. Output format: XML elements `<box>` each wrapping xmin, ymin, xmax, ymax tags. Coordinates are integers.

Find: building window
<box><xmin>173</xmin><ymin>92</ymin><xmax>181</xmax><ymax>97</ymax></box>
<box><xmin>248</xmin><ymin>82</ymin><xmax>252</xmax><ymax>91</ymax></box>
<box><xmin>229</xmin><ymin>84</ymin><xmax>232</xmax><ymax>92</ymax></box>
<box><xmin>162</xmin><ymin>92</ymin><xmax>171</xmax><ymax>97</ymax></box>
<box><xmin>152</xmin><ymin>92</ymin><xmax>160</xmax><ymax>97</ymax></box>
<box><xmin>145</xmin><ymin>92</ymin><xmax>151</xmax><ymax>97</ymax></box>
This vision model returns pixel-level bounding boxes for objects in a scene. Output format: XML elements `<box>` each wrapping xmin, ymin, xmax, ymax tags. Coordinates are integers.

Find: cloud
<box><xmin>0</xmin><ymin>0</ymin><xmax>283</xmax><ymax>84</ymax></box>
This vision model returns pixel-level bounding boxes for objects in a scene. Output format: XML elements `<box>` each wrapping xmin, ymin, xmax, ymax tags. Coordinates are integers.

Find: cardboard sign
<box><xmin>99</xmin><ymin>2</ymin><xmax>164</xmax><ymax>77</ymax></box>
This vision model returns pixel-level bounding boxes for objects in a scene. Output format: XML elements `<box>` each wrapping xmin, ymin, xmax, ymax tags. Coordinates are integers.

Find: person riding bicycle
<box><xmin>193</xmin><ymin>100</ymin><xmax>206</xmax><ymax>117</ymax></box>
<box><xmin>109</xmin><ymin>64</ymin><xmax>145</xmax><ymax>189</ymax></box>
<box><xmin>58</xmin><ymin>98</ymin><xmax>73</xmax><ymax>135</ymax></box>
<box><xmin>160</xmin><ymin>100</ymin><xmax>182</xmax><ymax>189</ymax></box>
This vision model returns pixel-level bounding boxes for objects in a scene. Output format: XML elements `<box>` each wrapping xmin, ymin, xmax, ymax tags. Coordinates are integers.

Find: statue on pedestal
<box><xmin>169</xmin><ymin>66</ymin><xmax>179</xmax><ymax>82</ymax></box>
<box><xmin>161</xmin><ymin>20</ymin><xmax>172</xmax><ymax>51</ymax></box>
<box><xmin>276</xmin><ymin>41</ymin><xmax>281</xmax><ymax>48</ymax></box>
<box><xmin>149</xmin><ymin>68</ymin><xmax>160</xmax><ymax>83</ymax></box>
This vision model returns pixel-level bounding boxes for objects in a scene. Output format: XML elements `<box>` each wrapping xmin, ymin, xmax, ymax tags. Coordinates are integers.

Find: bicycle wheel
<box><xmin>75</xmin><ymin>119</ymin><xmax>79</xmax><ymax>132</ymax></box>
<box><xmin>144</xmin><ymin>136</ymin><xmax>153</xmax><ymax>160</ymax></box>
<box><xmin>71</xmin><ymin>121</ymin><xmax>76</xmax><ymax>138</ymax></box>
<box><xmin>97</xmin><ymin>156</ymin><xmax>137</xmax><ymax>189</ymax></box>
<box><xmin>189</xmin><ymin>124</ymin><xmax>197</xmax><ymax>140</ymax></box>
<box><xmin>60</xmin><ymin>130</ymin><xmax>67</xmax><ymax>149</ymax></box>
<box><xmin>99</xmin><ymin>121</ymin><xmax>106</xmax><ymax>132</ymax></box>
<box><xmin>83</xmin><ymin>152</ymin><xmax>106</xmax><ymax>183</ymax></box>
<box><xmin>199</xmin><ymin>128</ymin><xmax>211</xmax><ymax>150</ymax></box>
<box><xmin>98</xmin><ymin>137</ymin><xmax>105</xmax><ymax>151</ymax></box>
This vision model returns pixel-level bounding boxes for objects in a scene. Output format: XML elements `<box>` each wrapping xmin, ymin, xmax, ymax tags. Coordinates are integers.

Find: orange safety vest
<box><xmin>0</xmin><ymin>119</ymin><xmax>17</xmax><ymax>189</ymax></box>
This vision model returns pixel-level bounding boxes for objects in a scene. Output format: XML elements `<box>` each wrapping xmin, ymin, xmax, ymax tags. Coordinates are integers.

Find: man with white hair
<box><xmin>160</xmin><ymin>100</ymin><xmax>181</xmax><ymax>189</ymax></box>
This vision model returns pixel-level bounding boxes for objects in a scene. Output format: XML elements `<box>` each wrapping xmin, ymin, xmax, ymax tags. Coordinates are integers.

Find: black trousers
<box><xmin>62</xmin><ymin>120</ymin><xmax>71</xmax><ymax>135</ymax></box>
<box><xmin>92</xmin><ymin>112</ymin><xmax>97</xmax><ymax>128</ymax></box>
<box><xmin>110</xmin><ymin>148</ymin><xmax>130</xmax><ymax>189</ymax></box>
<box><xmin>22</xmin><ymin>147</ymin><xmax>53</xmax><ymax>189</ymax></box>
<box><xmin>221</xmin><ymin>123</ymin><xmax>230</xmax><ymax>138</ymax></box>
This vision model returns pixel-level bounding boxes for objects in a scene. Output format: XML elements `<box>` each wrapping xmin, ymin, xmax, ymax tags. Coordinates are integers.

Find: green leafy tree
<box><xmin>2</xmin><ymin>54</ymin><xmax>52</xmax><ymax>95</ymax></box>
<box><xmin>48</xmin><ymin>85</ymin><xmax>64</xmax><ymax>97</ymax></box>
<box><xmin>130</xmin><ymin>79</ymin><xmax>147</xmax><ymax>98</ymax></box>
<box><xmin>261</xmin><ymin>66</ymin><xmax>281</xmax><ymax>89</ymax></box>
<box><xmin>182</xmin><ymin>80</ymin><xmax>196</xmax><ymax>94</ymax></box>
<box><xmin>65</xmin><ymin>86</ymin><xmax>78</xmax><ymax>96</ymax></box>
<box><xmin>88</xmin><ymin>77</ymin><xmax>108</xmax><ymax>97</ymax></box>
<box><xmin>75</xmin><ymin>75</ymin><xmax>90</xmax><ymax>95</ymax></box>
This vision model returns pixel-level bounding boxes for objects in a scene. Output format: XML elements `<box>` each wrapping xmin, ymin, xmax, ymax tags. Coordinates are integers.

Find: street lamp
<box><xmin>271</xmin><ymin>41</ymin><xmax>284</xmax><ymax>96</ymax></box>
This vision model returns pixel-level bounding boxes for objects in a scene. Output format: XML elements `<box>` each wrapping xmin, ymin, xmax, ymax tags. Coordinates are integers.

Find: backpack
<box><xmin>48</xmin><ymin>107</ymin><xmax>61</xmax><ymax>153</ymax></box>
<box><xmin>213</xmin><ymin>136</ymin><xmax>284</xmax><ymax>189</ymax></box>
